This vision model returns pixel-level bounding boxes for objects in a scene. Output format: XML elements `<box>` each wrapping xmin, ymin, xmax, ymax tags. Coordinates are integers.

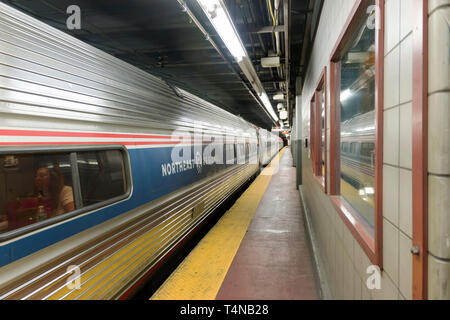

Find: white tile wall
<box><xmin>398</xmin><ymin>169</ymin><xmax>413</xmax><ymax>237</ymax></box>
<box><xmin>428</xmin><ymin>92</ymin><xmax>450</xmax><ymax>175</ymax></box>
<box><xmin>427</xmin><ymin>2</ymin><xmax>450</xmax><ymax>300</ymax></box>
<box><xmin>385</xmin><ymin>0</ymin><xmax>400</xmax><ymax>54</ymax></box>
<box><xmin>383</xmin><ymin>165</ymin><xmax>399</xmax><ymax>225</ymax></box>
<box><xmin>399</xmin><ymin>231</ymin><xmax>413</xmax><ymax>299</ymax></box>
<box><xmin>383</xmin><ymin>218</ymin><xmax>399</xmax><ymax>285</ymax></box>
<box><xmin>428</xmin><ymin>255</ymin><xmax>450</xmax><ymax>299</ymax></box>
<box><xmin>400</xmin><ymin>0</ymin><xmax>415</xmax><ymax>40</ymax></box>
<box><xmin>399</xmin><ymin>35</ymin><xmax>413</xmax><ymax>105</ymax></box>
<box><xmin>428</xmin><ymin>7</ymin><xmax>450</xmax><ymax>93</ymax></box>
<box><xmin>384</xmin><ymin>46</ymin><xmax>400</xmax><ymax>109</ymax></box>
<box><xmin>428</xmin><ymin>175</ymin><xmax>450</xmax><ymax>259</ymax></box>
<box><xmin>299</xmin><ymin>0</ymin><xmax>449</xmax><ymax>300</ymax></box>
<box><xmin>429</xmin><ymin>0</ymin><xmax>450</xmax><ymax>13</ymax></box>
<box><xmin>399</xmin><ymin>102</ymin><xmax>412</xmax><ymax>169</ymax></box>
<box><xmin>383</xmin><ymin>107</ymin><xmax>400</xmax><ymax>166</ymax></box>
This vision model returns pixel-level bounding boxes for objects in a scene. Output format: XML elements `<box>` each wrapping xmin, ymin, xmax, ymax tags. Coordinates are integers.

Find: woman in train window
<box><xmin>34</xmin><ymin>165</ymin><xmax>75</xmax><ymax>217</ymax></box>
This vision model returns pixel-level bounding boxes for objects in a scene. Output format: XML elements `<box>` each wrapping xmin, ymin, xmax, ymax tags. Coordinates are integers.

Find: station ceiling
<box><xmin>3</xmin><ymin>0</ymin><xmax>322</xmax><ymax>130</ymax></box>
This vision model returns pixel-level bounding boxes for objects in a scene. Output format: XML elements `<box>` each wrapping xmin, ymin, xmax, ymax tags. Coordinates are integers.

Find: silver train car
<box><xmin>340</xmin><ymin>111</ymin><xmax>375</xmax><ymax>184</ymax></box>
<box><xmin>0</xmin><ymin>3</ymin><xmax>282</xmax><ymax>300</ymax></box>
<box><xmin>340</xmin><ymin>110</ymin><xmax>375</xmax><ymax>222</ymax></box>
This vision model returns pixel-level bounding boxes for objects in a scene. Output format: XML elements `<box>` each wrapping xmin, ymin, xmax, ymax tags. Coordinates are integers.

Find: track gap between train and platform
<box><xmin>128</xmin><ymin>171</ymin><xmax>260</xmax><ymax>301</ymax></box>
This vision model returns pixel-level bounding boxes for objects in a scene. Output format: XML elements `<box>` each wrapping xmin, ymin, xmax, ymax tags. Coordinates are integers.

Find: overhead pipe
<box><xmin>176</xmin><ymin>0</ymin><xmax>278</xmax><ymax>126</ymax></box>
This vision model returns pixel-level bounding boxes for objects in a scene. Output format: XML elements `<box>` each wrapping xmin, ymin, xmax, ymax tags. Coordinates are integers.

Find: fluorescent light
<box><xmin>273</xmin><ymin>93</ymin><xmax>285</xmax><ymax>101</ymax></box>
<box><xmin>197</xmin><ymin>0</ymin><xmax>246</xmax><ymax>62</ymax></box>
<box><xmin>340</xmin><ymin>89</ymin><xmax>352</xmax><ymax>102</ymax></box>
<box><xmin>364</xmin><ymin>187</ymin><xmax>375</xmax><ymax>195</ymax></box>
<box><xmin>259</xmin><ymin>92</ymin><xmax>279</xmax><ymax>122</ymax></box>
<box><xmin>194</xmin><ymin>0</ymin><xmax>278</xmax><ymax>125</ymax></box>
<box><xmin>355</xmin><ymin>126</ymin><xmax>375</xmax><ymax>132</ymax></box>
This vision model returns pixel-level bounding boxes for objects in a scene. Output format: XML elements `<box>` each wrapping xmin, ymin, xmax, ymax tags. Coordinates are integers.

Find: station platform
<box><xmin>150</xmin><ymin>147</ymin><xmax>319</xmax><ymax>300</ymax></box>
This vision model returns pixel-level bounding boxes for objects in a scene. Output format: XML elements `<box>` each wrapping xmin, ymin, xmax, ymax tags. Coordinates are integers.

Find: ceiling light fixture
<box><xmin>340</xmin><ymin>89</ymin><xmax>352</xmax><ymax>102</ymax></box>
<box><xmin>259</xmin><ymin>92</ymin><xmax>279</xmax><ymax>122</ymax></box>
<box><xmin>196</xmin><ymin>0</ymin><xmax>246</xmax><ymax>62</ymax></box>
<box><xmin>194</xmin><ymin>0</ymin><xmax>278</xmax><ymax>124</ymax></box>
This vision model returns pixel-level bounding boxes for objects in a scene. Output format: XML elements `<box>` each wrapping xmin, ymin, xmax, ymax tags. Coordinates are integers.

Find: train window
<box><xmin>245</xmin><ymin>143</ymin><xmax>250</xmax><ymax>162</ymax></box>
<box><xmin>236</xmin><ymin>143</ymin><xmax>245</xmax><ymax>164</ymax></box>
<box><xmin>77</xmin><ymin>150</ymin><xmax>127</xmax><ymax>207</ymax></box>
<box><xmin>225</xmin><ymin>144</ymin><xmax>235</xmax><ymax>164</ymax></box>
<box><xmin>339</xmin><ymin>16</ymin><xmax>376</xmax><ymax>227</ymax></box>
<box><xmin>360</xmin><ymin>143</ymin><xmax>375</xmax><ymax>158</ymax></box>
<box><xmin>341</xmin><ymin>142</ymin><xmax>349</xmax><ymax>153</ymax></box>
<box><xmin>350</xmin><ymin>142</ymin><xmax>358</xmax><ymax>155</ymax></box>
<box><xmin>0</xmin><ymin>153</ymin><xmax>75</xmax><ymax>233</ymax></box>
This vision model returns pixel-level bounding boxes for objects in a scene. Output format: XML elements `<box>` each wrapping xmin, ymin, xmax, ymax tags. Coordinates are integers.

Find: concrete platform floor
<box><xmin>216</xmin><ymin>147</ymin><xmax>319</xmax><ymax>300</ymax></box>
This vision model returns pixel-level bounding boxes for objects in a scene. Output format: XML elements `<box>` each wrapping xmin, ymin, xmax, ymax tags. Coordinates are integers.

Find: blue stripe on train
<box><xmin>0</xmin><ymin>145</ymin><xmax>234</xmax><ymax>267</ymax></box>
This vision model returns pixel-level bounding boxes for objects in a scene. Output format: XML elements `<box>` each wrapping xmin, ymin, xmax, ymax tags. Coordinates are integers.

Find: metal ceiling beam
<box><xmin>159</xmin><ymin>61</ymin><xmax>229</xmax><ymax>67</ymax></box>
<box><xmin>284</xmin><ymin>0</ymin><xmax>291</xmax><ymax>125</ymax></box>
<box><xmin>247</xmin><ymin>25</ymin><xmax>285</xmax><ymax>33</ymax></box>
<box><xmin>261</xmin><ymin>78</ymin><xmax>285</xmax><ymax>83</ymax></box>
<box><xmin>110</xmin><ymin>41</ymin><xmax>264</xmax><ymax>56</ymax></box>
<box><xmin>176</xmin><ymin>0</ymin><xmax>277</xmax><ymax>127</ymax></box>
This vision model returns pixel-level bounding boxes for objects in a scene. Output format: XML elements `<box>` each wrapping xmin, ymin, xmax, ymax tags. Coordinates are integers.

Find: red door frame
<box><xmin>412</xmin><ymin>0</ymin><xmax>428</xmax><ymax>300</ymax></box>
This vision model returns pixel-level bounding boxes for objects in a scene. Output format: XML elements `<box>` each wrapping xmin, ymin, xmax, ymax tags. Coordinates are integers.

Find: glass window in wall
<box><xmin>321</xmin><ymin>89</ymin><xmax>326</xmax><ymax>177</ymax></box>
<box><xmin>310</xmin><ymin>99</ymin><xmax>315</xmax><ymax>165</ymax></box>
<box><xmin>77</xmin><ymin>150</ymin><xmax>126</xmax><ymax>207</ymax></box>
<box><xmin>339</xmin><ymin>8</ymin><xmax>376</xmax><ymax>228</ymax></box>
<box><xmin>0</xmin><ymin>153</ymin><xmax>75</xmax><ymax>233</ymax></box>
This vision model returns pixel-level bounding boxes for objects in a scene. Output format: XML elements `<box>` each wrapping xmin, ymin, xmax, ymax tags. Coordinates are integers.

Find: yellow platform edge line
<box><xmin>150</xmin><ymin>148</ymin><xmax>286</xmax><ymax>300</ymax></box>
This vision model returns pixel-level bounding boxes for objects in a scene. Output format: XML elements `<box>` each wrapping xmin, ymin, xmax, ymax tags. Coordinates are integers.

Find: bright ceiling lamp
<box><xmin>259</xmin><ymin>92</ymin><xmax>279</xmax><ymax>122</ymax></box>
<box><xmin>340</xmin><ymin>89</ymin><xmax>352</xmax><ymax>102</ymax></box>
<box><xmin>196</xmin><ymin>0</ymin><xmax>246</xmax><ymax>62</ymax></box>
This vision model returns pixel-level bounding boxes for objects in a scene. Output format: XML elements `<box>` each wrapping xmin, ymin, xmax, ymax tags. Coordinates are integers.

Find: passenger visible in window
<box><xmin>0</xmin><ymin>214</ymin><xmax>7</xmax><ymax>231</ymax></box>
<box><xmin>34</xmin><ymin>165</ymin><xmax>74</xmax><ymax>216</ymax></box>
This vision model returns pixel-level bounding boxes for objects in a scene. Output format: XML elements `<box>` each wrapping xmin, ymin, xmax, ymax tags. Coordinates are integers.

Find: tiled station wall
<box><xmin>297</xmin><ymin>0</ymin><xmax>449</xmax><ymax>299</ymax></box>
<box><xmin>427</xmin><ymin>0</ymin><xmax>450</xmax><ymax>300</ymax></box>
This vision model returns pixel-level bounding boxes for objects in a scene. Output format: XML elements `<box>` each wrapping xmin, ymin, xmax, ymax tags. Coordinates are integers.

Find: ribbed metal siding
<box><xmin>0</xmin><ymin>2</ymin><xmax>255</xmax><ymax>136</ymax></box>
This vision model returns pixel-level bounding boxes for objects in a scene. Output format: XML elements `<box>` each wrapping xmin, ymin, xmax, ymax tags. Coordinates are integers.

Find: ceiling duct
<box><xmin>261</xmin><ymin>56</ymin><xmax>281</xmax><ymax>68</ymax></box>
<box><xmin>274</xmin><ymin>93</ymin><xmax>285</xmax><ymax>100</ymax></box>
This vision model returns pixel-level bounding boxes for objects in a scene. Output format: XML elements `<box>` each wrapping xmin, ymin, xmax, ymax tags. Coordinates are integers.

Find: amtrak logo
<box><xmin>195</xmin><ymin>151</ymin><xmax>203</xmax><ymax>174</ymax></box>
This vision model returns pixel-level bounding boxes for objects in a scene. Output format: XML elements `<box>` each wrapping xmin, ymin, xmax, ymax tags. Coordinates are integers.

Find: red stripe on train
<box><xmin>0</xmin><ymin>141</ymin><xmax>214</xmax><ymax>146</ymax></box>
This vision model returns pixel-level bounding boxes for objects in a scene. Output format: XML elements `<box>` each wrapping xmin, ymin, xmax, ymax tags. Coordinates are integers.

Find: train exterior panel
<box><xmin>0</xmin><ymin>3</ymin><xmax>281</xmax><ymax>299</ymax></box>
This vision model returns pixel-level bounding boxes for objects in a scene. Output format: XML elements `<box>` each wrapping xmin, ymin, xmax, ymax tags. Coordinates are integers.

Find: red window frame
<box><xmin>329</xmin><ymin>0</ymin><xmax>384</xmax><ymax>267</ymax></box>
<box><xmin>310</xmin><ymin>96</ymin><xmax>315</xmax><ymax>166</ymax></box>
<box><xmin>311</xmin><ymin>67</ymin><xmax>327</xmax><ymax>192</ymax></box>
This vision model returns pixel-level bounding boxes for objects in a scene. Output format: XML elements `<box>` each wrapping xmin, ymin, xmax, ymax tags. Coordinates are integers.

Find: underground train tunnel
<box><xmin>0</xmin><ymin>0</ymin><xmax>448</xmax><ymax>309</ymax></box>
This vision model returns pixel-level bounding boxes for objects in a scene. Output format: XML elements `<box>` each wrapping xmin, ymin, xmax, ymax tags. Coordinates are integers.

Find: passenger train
<box><xmin>340</xmin><ymin>110</ymin><xmax>375</xmax><ymax>222</ymax></box>
<box><xmin>0</xmin><ymin>3</ymin><xmax>282</xmax><ymax>300</ymax></box>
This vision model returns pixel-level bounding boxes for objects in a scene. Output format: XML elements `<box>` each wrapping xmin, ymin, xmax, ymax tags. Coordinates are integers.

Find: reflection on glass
<box><xmin>0</xmin><ymin>153</ymin><xmax>75</xmax><ymax>233</ymax></box>
<box><xmin>339</xmin><ymin>5</ymin><xmax>376</xmax><ymax>228</ymax></box>
<box><xmin>310</xmin><ymin>100</ymin><xmax>315</xmax><ymax>164</ymax></box>
<box><xmin>321</xmin><ymin>89</ymin><xmax>325</xmax><ymax>177</ymax></box>
<box><xmin>77</xmin><ymin>150</ymin><xmax>126</xmax><ymax>207</ymax></box>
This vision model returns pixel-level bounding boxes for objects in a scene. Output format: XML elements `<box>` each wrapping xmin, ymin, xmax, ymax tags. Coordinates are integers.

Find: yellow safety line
<box><xmin>150</xmin><ymin>148</ymin><xmax>285</xmax><ymax>300</ymax></box>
